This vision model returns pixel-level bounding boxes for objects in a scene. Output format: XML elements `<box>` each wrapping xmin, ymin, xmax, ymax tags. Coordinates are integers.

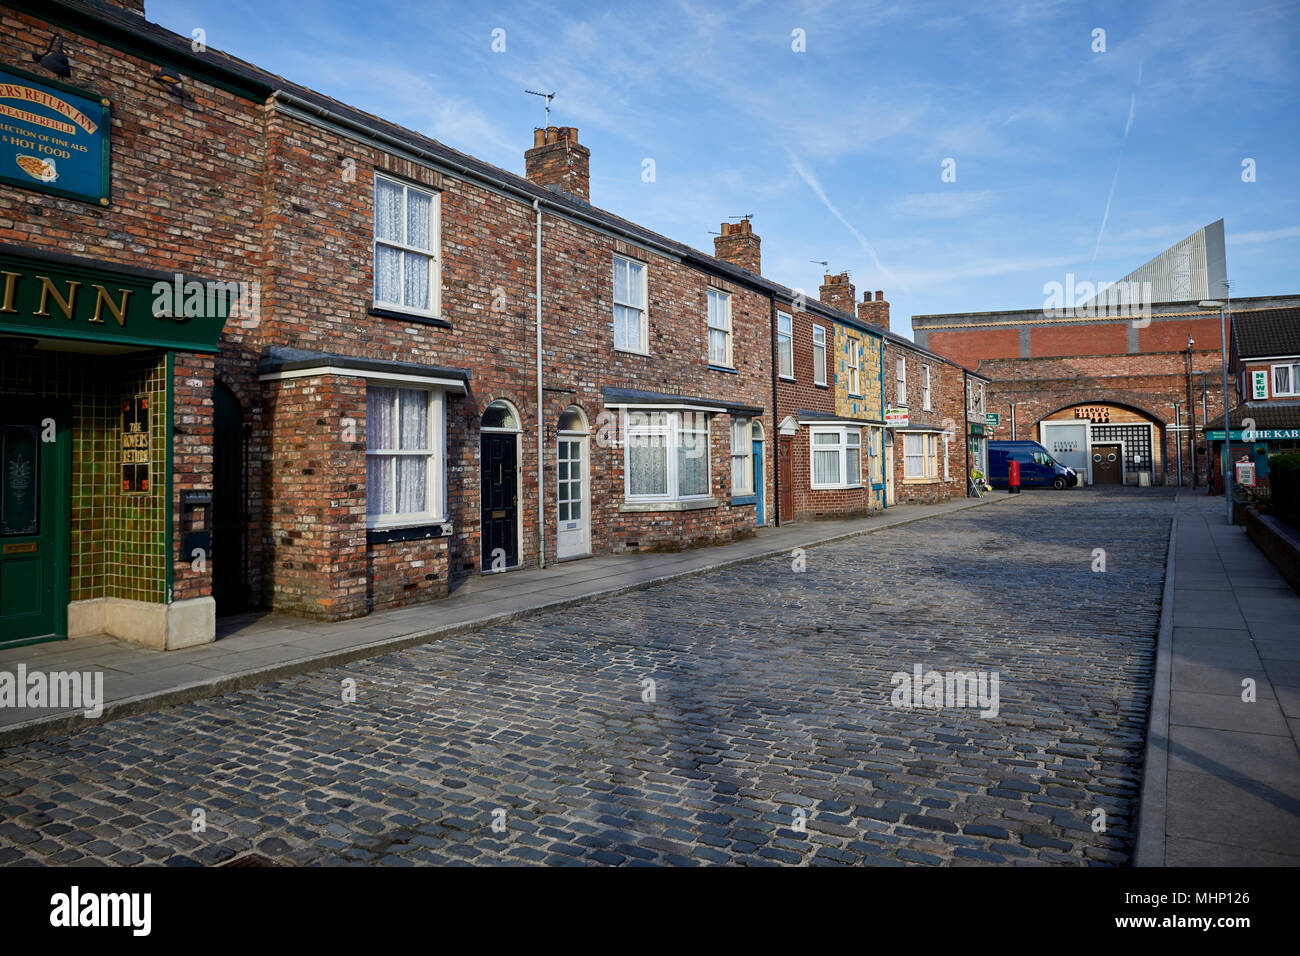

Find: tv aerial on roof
<box><xmin>525</xmin><ymin>89</ymin><xmax>556</xmax><ymax>127</ymax></box>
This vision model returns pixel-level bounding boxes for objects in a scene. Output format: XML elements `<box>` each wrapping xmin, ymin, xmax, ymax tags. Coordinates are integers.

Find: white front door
<box><xmin>556</xmin><ymin>435</ymin><xmax>589</xmax><ymax>559</ymax></box>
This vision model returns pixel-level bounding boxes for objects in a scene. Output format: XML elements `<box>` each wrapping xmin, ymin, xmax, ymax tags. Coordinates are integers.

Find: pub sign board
<box><xmin>121</xmin><ymin>396</ymin><xmax>150</xmax><ymax>495</ymax></box>
<box><xmin>0</xmin><ymin>63</ymin><xmax>111</xmax><ymax>206</ymax></box>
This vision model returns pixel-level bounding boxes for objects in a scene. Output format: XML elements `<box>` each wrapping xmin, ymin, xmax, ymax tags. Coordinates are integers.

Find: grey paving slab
<box><xmin>1169</xmin><ymin>691</ymin><xmax>1291</xmax><ymax>736</ymax></box>
<box><xmin>1170</xmin><ymin>659</ymin><xmax>1272</xmax><ymax>697</ymax></box>
<box><xmin>1165</xmin><ymin>834</ymin><xmax>1300</xmax><ymax>866</ymax></box>
<box><xmin>1165</xmin><ymin>770</ymin><xmax>1300</xmax><ymax>856</ymax></box>
<box><xmin>1168</xmin><ymin>725</ymin><xmax>1300</xmax><ymax>788</ymax></box>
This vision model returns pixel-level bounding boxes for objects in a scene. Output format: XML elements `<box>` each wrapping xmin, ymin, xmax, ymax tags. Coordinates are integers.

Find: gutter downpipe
<box><xmin>770</xmin><ymin>295</ymin><xmax>780</xmax><ymax>528</ymax></box>
<box><xmin>534</xmin><ymin>198</ymin><xmax>545</xmax><ymax>569</ymax></box>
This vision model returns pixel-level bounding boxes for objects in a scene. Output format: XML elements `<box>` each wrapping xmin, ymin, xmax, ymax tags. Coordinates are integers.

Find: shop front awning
<box><xmin>0</xmin><ymin>244</ymin><xmax>232</xmax><ymax>353</ymax></box>
<box><xmin>1204</xmin><ymin>401</ymin><xmax>1300</xmax><ymax>441</ymax></box>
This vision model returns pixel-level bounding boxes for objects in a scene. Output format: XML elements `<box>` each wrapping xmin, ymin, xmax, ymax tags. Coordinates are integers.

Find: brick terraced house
<box><xmin>4</xmin><ymin>0</ymin><xmax>987</xmax><ymax>652</ymax></box>
<box><xmin>1204</xmin><ymin>306</ymin><xmax>1300</xmax><ymax>494</ymax></box>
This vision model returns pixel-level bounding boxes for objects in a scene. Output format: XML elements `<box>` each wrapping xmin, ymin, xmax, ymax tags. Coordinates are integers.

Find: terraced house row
<box><xmin>0</xmin><ymin>0</ymin><xmax>980</xmax><ymax>652</ymax></box>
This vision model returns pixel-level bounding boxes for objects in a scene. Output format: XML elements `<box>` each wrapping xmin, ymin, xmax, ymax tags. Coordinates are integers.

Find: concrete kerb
<box><xmin>0</xmin><ymin>492</ymin><xmax>1018</xmax><ymax>750</ymax></box>
<box><xmin>1134</xmin><ymin>491</ymin><xmax>1179</xmax><ymax>866</ymax></box>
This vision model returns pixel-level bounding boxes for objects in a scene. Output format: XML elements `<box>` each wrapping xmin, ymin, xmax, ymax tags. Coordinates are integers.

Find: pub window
<box><xmin>374</xmin><ymin>174</ymin><xmax>440</xmax><ymax>317</ymax></box>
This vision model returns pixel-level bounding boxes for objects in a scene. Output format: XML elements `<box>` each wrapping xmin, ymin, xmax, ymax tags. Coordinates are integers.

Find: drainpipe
<box><xmin>534</xmin><ymin>198</ymin><xmax>545</xmax><ymax>568</ymax></box>
<box><xmin>770</xmin><ymin>294</ymin><xmax>780</xmax><ymax>527</ymax></box>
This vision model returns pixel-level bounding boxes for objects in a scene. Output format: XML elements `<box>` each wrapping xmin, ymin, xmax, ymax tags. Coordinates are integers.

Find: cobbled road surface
<box><xmin>0</xmin><ymin>489</ymin><xmax>1173</xmax><ymax>866</ymax></box>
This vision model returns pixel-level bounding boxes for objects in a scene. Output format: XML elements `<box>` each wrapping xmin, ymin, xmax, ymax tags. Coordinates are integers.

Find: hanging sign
<box><xmin>0</xmin><ymin>63</ymin><xmax>111</xmax><ymax>206</ymax></box>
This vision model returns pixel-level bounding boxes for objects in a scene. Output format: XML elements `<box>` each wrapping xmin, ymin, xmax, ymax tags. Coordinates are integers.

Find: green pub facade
<box><xmin>0</xmin><ymin>0</ymin><xmax>261</xmax><ymax>650</ymax></box>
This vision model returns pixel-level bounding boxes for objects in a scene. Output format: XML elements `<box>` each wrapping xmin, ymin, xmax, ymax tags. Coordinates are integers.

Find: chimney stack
<box><xmin>819</xmin><ymin>272</ymin><xmax>856</xmax><ymax>314</ymax></box>
<box><xmin>525</xmin><ymin>126</ymin><xmax>590</xmax><ymax>202</ymax></box>
<box><xmin>713</xmin><ymin>219</ymin><xmax>761</xmax><ymax>275</ymax></box>
<box><xmin>857</xmin><ymin>289</ymin><xmax>890</xmax><ymax>332</ymax></box>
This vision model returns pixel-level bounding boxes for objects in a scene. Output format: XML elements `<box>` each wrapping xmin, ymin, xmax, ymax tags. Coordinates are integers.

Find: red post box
<box><xmin>1008</xmin><ymin>458</ymin><xmax>1020</xmax><ymax>494</ymax></box>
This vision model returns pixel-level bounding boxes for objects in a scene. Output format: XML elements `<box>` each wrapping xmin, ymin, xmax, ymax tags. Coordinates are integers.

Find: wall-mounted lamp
<box><xmin>153</xmin><ymin>68</ymin><xmax>194</xmax><ymax>104</ymax></box>
<box><xmin>33</xmin><ymin>35</ymin><xmax>72</xmax><ymax>78</ymax></box>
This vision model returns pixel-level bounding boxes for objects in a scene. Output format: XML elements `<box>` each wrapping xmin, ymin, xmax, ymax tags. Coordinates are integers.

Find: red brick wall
<box><xmin>926</xmin><ymin>328</ymin><xmax>1020</xmax><ymax>368</ymax></box>
<box><xmin>1031</xmin><ymin>323</ymin><xmax>1128</xmax><ymax>356</ymax></box>
<box><xmin>261</xmin><ymin>375</ymin><xmax>367</xmax><ymax>619</ymax></box>
<box><xmin>886</xmin><ymin>344</ymin><xmax>965</xmax><ymax>504</ymax></box>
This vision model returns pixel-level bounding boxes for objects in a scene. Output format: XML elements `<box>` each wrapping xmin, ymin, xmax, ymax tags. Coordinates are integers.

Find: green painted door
<box><xmin>0</xmin><ymin>403</ymin><xmax>67</xmax><ymax>648</ymax></box>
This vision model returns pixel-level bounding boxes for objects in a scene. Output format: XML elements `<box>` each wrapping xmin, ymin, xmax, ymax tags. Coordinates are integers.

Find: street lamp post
<box><xmin>1199</xmin><ymin>299</ymin><xmax>1233</xmax><ymax>525</ymax></box>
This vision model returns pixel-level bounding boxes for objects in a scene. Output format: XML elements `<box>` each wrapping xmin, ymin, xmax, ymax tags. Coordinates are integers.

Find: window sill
<box><xmin>366</xmin><ymin>520</ymin><xmax>453</xmax><ymax>544</ymax></box>
<box><xmin>779</xmin><ymin>375</ymin><xmax>796</xmax><ymax>383</ymax></box>
<box><xmin>902</xmin><ymin>477</ymin><xmax>940</xmax><ymax>485</ymax></box>
<box><xmin>370</xmin><ymin>306</ymin><xmax>451</xmax><ymax>328</ymax></box>
<box><xmin>707</xmin><ymin>364</ymin><xmax>738</xmax><ymax>374</ymax></box>
<box><xmin>614</xmin><ymin>346</ymin><xmax>651</xmax><ymax>357</ymax></box>
<box><xmin>813</xmin><ymin>382</ymin><xmax>829</xmax><ymax>389</ymax></box>
<box><xmin>619</xmin><ymin>497</ymin><xmax>718</xmax><ymax>513</ymax></box>
<box><xmin>729</xmin><ymin>494</ymin><xmax>757</xmax><ymax>506</ymax></box>
<box><xmin>810</xmin><ymin>484</ymin><xmax>864</xmax><ymax>491</ymax></box>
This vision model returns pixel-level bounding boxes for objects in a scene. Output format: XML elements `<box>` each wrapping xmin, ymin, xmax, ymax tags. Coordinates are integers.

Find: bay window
<box><xmin>904</xmin><ymin>432</ymin><xmax>939</xmax><ymax>480</ymax></box>
<box><xmin>810</xmin><ymin>426</ymin><xmax>862</xmax><ymax>489</ymax></box>
<box><xmin>366</xmin><ymin>385</ymin><xmax>444</xmax><ymax>526</ymax></box>
<box><xmin>625</xmin><ymin>411</ymin><xmax>711</xmax><ymax>501</ymax></box>
<box><xmin>374</xmin><ymin>174</ymin><xmax>439</xmax><ymax>317</ymax></box>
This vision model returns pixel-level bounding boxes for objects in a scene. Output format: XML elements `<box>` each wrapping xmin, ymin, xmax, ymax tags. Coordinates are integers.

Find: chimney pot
<box><xmin>876</xmin><ymin>290</ymin><xmax>884</xmax><ymax>301</ymax></box>
<box><xmin>713</xmin><ymin>218</ymin><xmax>761</xmax><ymax>274</ymax></box>
<box><xmin>525</xmin><ymin>125</ymin><xmax>592</xmax><ymax>202</ymax></box>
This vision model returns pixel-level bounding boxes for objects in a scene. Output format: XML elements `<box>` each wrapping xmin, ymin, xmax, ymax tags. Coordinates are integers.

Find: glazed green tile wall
<box><xmin>0</xmin><ymin>343</ymin><xmax>168</xmax><ymax>606</ymax></box>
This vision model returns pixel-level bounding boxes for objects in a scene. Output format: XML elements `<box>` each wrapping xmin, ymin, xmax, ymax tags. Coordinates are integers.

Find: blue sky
<box><xmin>153</xmin><ymin>0</ymin><xmax>1300</xmax><ymax>338</ymax></box>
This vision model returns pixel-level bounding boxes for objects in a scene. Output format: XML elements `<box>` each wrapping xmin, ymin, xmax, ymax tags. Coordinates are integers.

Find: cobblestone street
<box><xmin>0</xmin><ymin>489</ymin><xmax>1173</xmax><ymax>866</ymax></box>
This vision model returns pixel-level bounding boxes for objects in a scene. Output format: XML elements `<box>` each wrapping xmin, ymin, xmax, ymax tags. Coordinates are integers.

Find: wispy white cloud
<box><xmin>894</xmin><ymin>190</ymin><xmax>994</xmax><ymax>219</ymax></box>
<box><xmin>786</xmin><ymin>150</ymin><xmax>895</xmax><ymax>289</ymax></box>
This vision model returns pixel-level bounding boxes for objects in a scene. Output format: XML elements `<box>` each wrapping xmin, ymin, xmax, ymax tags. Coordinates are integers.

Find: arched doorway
<box><xmin>480</xmin><ymin>400</ymin><xmax>521</xmax><ymax>571</ymax></box>
<box><xmin>213</xmin><ymin>382</ymin><xmax>248</xmax><ymax>615</ymax></box>
<box><xmin>556</xmin><ymin>406</ymin><xmax>590</xmax><ymax>559</ymax></box>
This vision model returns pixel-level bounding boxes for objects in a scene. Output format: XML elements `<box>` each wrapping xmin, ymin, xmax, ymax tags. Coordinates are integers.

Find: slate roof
<box><xmin>1204</xmin><ymin>401</ymin><xmax>1300</xmax><ymax>431</ymax></box>
<box><xmin>1232</xmin><ymin>308</ymin><xmax>1300</xmax><ymax>358</ymax></box>
<box><xmin>47</xmin><ymin>0</ymin><xmax>972</xmax><ymax>372</ymax></box>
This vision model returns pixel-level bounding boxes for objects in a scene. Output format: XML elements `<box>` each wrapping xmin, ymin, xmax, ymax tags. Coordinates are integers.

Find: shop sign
<box><xmin>885</xmin><ymin>408</ymin><xmax>908</xmax><ymax>428</ymax></box>
<box><xmin>0</xmin><ymin>63</ymin><xmax>110</xmax><ymax>206</ymax></box>
<box><xmin>1073</xmin><ymin>406</ymin><xmax>1111</xmax><ymax>423</ymax></box>
<box><xmin>1251</xmin><ymin>370</ymin><xmax>1269</xmax><ymax>400</ymax></box>
<box><xmin>1208</xmin><ymin>428</ymin><xmax>1300</xmax><ymax>441</ymax></box>
<box><xmin>969</xmin><ymin>423</ymin><xmax>985</xmax><ymax>436</ymax></box>
<box><xmin>120</xmin><ymin>396</ymin><xmax>150</xmax><ymax>494</ymax></box>
<box><xmin>985</xmin><ymin>413</ymin><xmax>999</xmax><ymax>428</ymax></box>
<box><xmin>0</xmin><ymin>250</ymin><xmax>231</xmax><ymax>352</ymax></box>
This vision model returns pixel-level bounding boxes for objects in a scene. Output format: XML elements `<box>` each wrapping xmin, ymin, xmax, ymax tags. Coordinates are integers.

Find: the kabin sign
<box><xmin>0</xmin><ymin>63</ymin><xmax>111</xmax><ymax>206</ymax></box>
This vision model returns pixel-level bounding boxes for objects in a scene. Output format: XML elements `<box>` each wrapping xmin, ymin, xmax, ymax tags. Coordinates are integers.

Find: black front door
<box><xmin>213</xmin><ymin>384</ymin><xmax>247</xmax><ymax>614</ymax></box>
<box><xmin>480</xmin><ymin>433</ymin><xmax>518</xmax><ymax>570</ymax></box>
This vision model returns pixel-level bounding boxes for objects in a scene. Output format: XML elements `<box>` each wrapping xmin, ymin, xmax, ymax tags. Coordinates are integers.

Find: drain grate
<box><xmin>220</xmin><ymin>853</ymin><xmax>278</xmax><ymax>867</ymax></box>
